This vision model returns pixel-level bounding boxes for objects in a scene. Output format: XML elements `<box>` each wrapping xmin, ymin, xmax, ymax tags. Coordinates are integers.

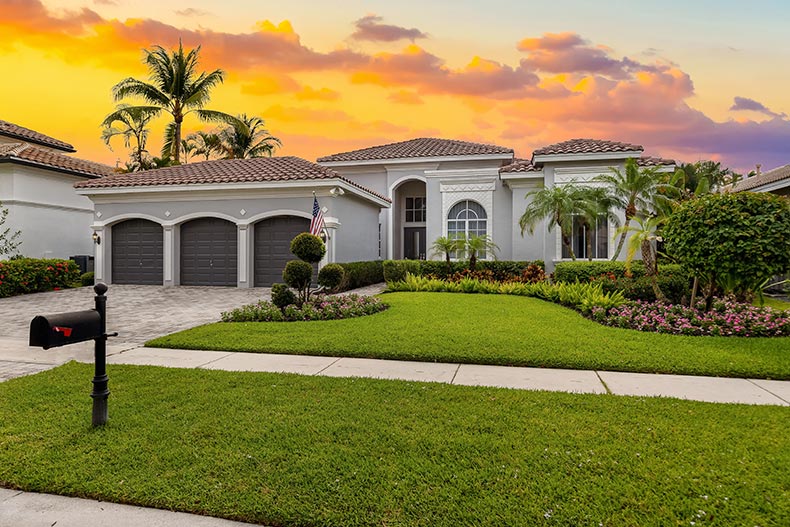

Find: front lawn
<box><xmin>148</xmin><ymin>292</ymin><xmax>790</xmax><ymax>379</ymax></box>
<box><xmin>0</xmin><ymin>363</ymin><xmax>787</xmax><ymax>526</ymax></box>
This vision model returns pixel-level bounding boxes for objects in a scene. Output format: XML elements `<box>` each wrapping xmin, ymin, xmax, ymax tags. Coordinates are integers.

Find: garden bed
<box><xmin>0</xmin><ymin>362</ymin><xmax>786</xmax><ymax>526</ymax></box>
<box><xmin>221</xmin><ymin>294</ymin><xmax>388</xmax><ymax>322</ymax></box>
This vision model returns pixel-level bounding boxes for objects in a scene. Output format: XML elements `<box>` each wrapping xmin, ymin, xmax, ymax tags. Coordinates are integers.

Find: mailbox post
<box><xmin>91</xmin><ymin>283</ymin><xmax>110</xmax><ymax>426</ymax></box>
<box><xmin>29</xmin><ymin>283</ymin><xmax>116</xmax><ymax>427</ymax></box>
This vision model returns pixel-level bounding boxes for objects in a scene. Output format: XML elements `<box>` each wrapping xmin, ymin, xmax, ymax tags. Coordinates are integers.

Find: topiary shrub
<box><xmin>664</xmin><ymin>192</ymin><xmax>790</xmax><ymax>307</ymax></box>
<box><xmin>318</xmin><ymin>263</ymin><xmax>345</xmax><ymax>291</ymax></box>
<box><xmin>80</xmin><ymin>271</ymin><xmax>94</xmax><ymax>286</ymax></box>
<box><xmin>271</xmin><ymin>283</ymin><xmax>297</xmax><ymax>310</ymax></box>
<box><xmin>283</xmin><ymin>260</ymin><xmax>314</xmax><ymax>305</ymax></box>
<box><xmin>290</xmin><ymin>233</ymin><xmax>326</xmax><ymax>263</ymax></box>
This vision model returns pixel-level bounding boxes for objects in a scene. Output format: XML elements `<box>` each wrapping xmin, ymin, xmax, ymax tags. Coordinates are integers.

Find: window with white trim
<box><xmin>447</xmin><ymin>200</ymin><xmax>488</xmax><ymax>258</ymax></box>
<box><xmin>405</xmin><ymin>197</ymin><xmax>426</xmax><ymax>223</ymax></box>
<box><xmin>562</xmin><ymin>215</ymin><xmax>608</xmax><ymax>260</ymax></box>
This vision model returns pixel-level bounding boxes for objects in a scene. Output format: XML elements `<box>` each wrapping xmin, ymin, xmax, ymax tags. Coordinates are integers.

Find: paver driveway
<box><xmin>0</xmin><ymin>285</ymin><xmax>270</xmax><ymax>343</ymax></box>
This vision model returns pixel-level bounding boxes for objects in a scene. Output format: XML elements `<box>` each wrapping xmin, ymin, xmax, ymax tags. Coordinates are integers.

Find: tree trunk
<box><xmin>173</xmin><ymin>110</ymin><xmax>183</xmax><ymax>163</ymax></box>
<box><xmin>689</xmin><ymin>276</ymin><xmax>699</xmax><ymax>308</ymax></box>
<box><xmin>611</xmin><ymin>217</ymin><xmax>631</xmax><ymax>261</ymax></box>
<box><xmin>585</xmin><ymin>222</ymin><xmax>593</xmax><ymax>261</ymax></box>
<box><xmin>445</xmin><ymin>252</ymin><xmax>452</xmax><ymax>275</ymax></box>
<box><xmin>642</xmin><ymin>239</ymin><xmax>665</xmax><ymax>301</ymax></box>
<box><xmin>704</xmin><ymin>273</ymin><xmax>716</xmax><ymax>312</ymax></box>
<box><xmin>562</xmin><ymin>235</ymin><xmax>576</xmax><ymax>261</ymax></box>
<box><xmin>469</xmin><ymin>252</ymin><xmax>477</xmax><ymax>271</ymax></box>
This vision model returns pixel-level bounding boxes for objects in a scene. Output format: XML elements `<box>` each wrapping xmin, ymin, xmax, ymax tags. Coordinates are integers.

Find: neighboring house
<box><xmin>75</xmin><ymin>136</ymin><xmax>673</xmax><ymax>287</ymax></box>
<box><xmin>320</xmin><ymin>138</ymin><xmax>674</xmax><ymax>272</ymax></box>
<box><xmin>0</xmin><ymin>119</ymin><xmax>114</xmax><ymax>260</ymax></box>
<box><xmin>74</xmin><ymin>157</ymin><xmax>389</xmax><ymax>287</ymax></box>
<box><xmin>731</xmin><ymin>164</ymin><xmax>790</xmax><ymax>196</ymax></box>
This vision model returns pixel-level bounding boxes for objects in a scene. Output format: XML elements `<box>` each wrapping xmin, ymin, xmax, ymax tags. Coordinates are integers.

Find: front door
<box><xmin>403</xmin><ymin>227</ymin><xmax>426</xmax><ymax>260</ymax></box>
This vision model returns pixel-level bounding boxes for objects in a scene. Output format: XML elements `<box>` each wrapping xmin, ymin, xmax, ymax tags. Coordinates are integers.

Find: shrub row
<box><xmin>337</xmin><ymin>261</ymin><xmax>385</xmax><ymax>291</ymax></box>
<box><xmin>386</xmin><ymin>274</ymin><xmax>626</xmax><ymax>313</ymax></box>
<box><xmin>383</xmin><ymin>259</ymin><xmax>545</xmax><ymax>283</ymax></box>
<box><xmin>0</xmin><ymin>258</ymin><xmax>81</xmax><ymax>298</ymax></box>
<box><xmin>222</xmin><ymin>294</ymin><xmax>388</xmax><ymax>322</ymax></box>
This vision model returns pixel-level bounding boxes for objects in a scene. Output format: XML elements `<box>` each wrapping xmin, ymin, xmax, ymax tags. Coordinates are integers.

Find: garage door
<box><xmin>254</xmin><ymin>216</ymin><xmax>311</xmax><ymax>287</ymax></box>
<box><xmin>180</xmin><ymin>218</ymin><xmax>237</xmax><ymax>286</ymax></box>
<box><xmin>111</xmin><ymin>219</ymin><xmax>163</xmax><ymax>285</ymax></box>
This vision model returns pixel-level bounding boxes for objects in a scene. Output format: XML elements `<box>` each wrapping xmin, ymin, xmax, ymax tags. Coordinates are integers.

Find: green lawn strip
<box><xmin>0</xmin><ymin>363</ymin><xmax>787</xmax><ymax>526</ymax></box>
<box><xmin>147</xmin><ymin>292</ymin><xmax>790</xmax><ymax>379</ymax></box>
<box><xmin>760</xmin><ymin>297</ymin><xmax>790</xmax><ymax>311</ymax></box>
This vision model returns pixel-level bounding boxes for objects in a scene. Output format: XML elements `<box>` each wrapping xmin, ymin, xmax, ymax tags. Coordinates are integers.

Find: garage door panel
<box><xmin>254</xmin><ymin>216</ymin><xmax>313</xmax><ymax>287</ymax></box>
<box><xmin>112</xmin><ymin>219</ymin><xmax>163</xmax><ymax>285</ymax></box>
<box><xmin>180</xmin><ymin>218</ymin><xmax>238</xmax><ymax>286</ymax></box>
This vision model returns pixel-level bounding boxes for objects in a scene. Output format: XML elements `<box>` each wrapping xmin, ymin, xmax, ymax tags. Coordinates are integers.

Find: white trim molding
<box><xmin>239</xmin><ymin>209</ymin><xmax>313</xmax><ymax>226</ymax></box>
<box><xmin>533</xmin><ymin>150</ymin><xmax>643</xmax><ymax>163</ymax></box>
<box><xmin>321</xmin><ymin>153</ymin><xmax>513</xmax><ymax>168</ymax></box>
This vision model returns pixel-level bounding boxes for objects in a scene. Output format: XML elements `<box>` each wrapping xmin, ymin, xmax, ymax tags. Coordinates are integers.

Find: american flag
<box><xmin>309</xmin><ymin>195</ymin><xmax>325</xmax><ymax>236</ymax></box>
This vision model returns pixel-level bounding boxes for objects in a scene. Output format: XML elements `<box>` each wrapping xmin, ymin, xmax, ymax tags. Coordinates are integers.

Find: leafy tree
<box><xmin>677</xmin><ymin>160</ymin><xmax>742</xmax><ymax>196</ymax></box>
<box><xmin>430</xmin><ymin>236</ymin><xmax>462</xmax><ymax>273</ymax></box>
<box><xmin>664</xmin><ymin>192</ymin><xmax>790</xmax><ymax>309</ymax></box>
<box><xmin>519</xmin><ymin>184</ymin><xmax>588</xmax><ymax>261</ymax></box>
<box><xmin>186</xmin><ymin>130</ymin><xmax>223</xmax><ymax>161</ymax></box>
<box><xmin>0</xmin><ymin>202</ymin><xmax>21</xmax><ymax>257</ymax></box>
<box><xmin>217</xmin><ymin>114</ymin><xmax>281</xmax><ymax>159</ymax></box>
<box><xmin>111</xmin><ymin>41</ymin><xmax>239</xmax><ymax>163</ymax></box>
<box><xmin>283</xmin><ymin>233</ymin><xmax>326</xmax><ymax>305</ymax></box>
<box><xmin>593</xmin><ymin>158</ymin><xmax>675</xmax><ymax>260</ymax></box>
<box><xmin>100</xmin><ymin>104</ymin><xmax>156</xmax><ymax>171</ymax></box>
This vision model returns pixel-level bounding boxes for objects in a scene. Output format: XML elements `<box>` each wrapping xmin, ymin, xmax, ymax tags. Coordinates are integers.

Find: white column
<box><xmin>163</xmin><ymin>225</ymin><xmax>174</xmax><ymax>286</ymax></box>
<box><xmin>238</xmin><ymin>224</ymin><xmax>248</xmax><ymax>287</ymax></box>
<box><xmin>324</xmin><ymin>217</ymin><xmax>340</xmax><ymax>266</ymax></box>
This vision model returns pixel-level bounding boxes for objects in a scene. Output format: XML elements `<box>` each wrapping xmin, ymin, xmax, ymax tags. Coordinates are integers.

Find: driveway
<box><xmin>0</xmin><ymin>285</ymin><xmax>270</xmax><ymax>344</ymax></box>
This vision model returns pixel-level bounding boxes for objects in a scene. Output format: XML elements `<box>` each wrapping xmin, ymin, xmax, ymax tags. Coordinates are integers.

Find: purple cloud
<box><xmin>730</xmin><ymin>96</ymin><xmax>785</xmax><ymax>118</ymax></box>
<box><xmin>351</xmin><ymin>15</ymin><xmax>427</xmax><ymax>42</ymax></box>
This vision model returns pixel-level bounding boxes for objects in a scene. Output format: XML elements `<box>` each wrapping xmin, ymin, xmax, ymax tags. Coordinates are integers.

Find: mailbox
<box><xmin>29</xmin><ymin>310</ymin><xmax>102</xmax><ymax>350</ymax></box>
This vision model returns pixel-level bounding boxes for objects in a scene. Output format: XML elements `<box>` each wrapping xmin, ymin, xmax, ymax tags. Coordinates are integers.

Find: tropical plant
<box><xmin>462</xmin><ymin>234</ymin><xmax>499</xmax><ymax>271</ymax></box>
<box><xmin>593</xmin><ymin>158</ymin><xmax>677</xmax><ymax>260</ymax></box>
<box><xmin>430</xmin><ymin>236</ymin><xmax>462</xmax><ymax>272</ymax></box>
<box><xmin>111</xmin><ymin>41</ymin><xmax>239</xmax><ymax>162</ymax></box>
<box><xmin>677</xmin><ymin>160</ymin><xmax>741</xmax><ymax>195</ymax></box>
<box><xmin>185</xmin><ymin>130</ymin><xmax>223</xmax><ymax>161</ymax></box>
<box><xmin>664</xmin><ymin>192</ymin><xmax>790</xmax><ymax>310</ymax></box>
<box><xmin>100</xmin><ymin>104</ymin><xmax>156</xmax><ymax>171</ymax></box>
<box><xmin>615</xmin><ymin>215</ymin><xmax>666</xmax><ymax>301</ymax></box>
<box><xmin>0</xmin><ymin>201</ymin><xmax>21</xmax><ymax>257</ymax></box>
<box><xmin>519</xmin><ymin>184</ymin><xmax>588</xmax><ymax>260</ymax></box>
<box><xmin>217</xmin><ymin>114</ymin><xmax>281</xmax><ymax>159</ymax></box>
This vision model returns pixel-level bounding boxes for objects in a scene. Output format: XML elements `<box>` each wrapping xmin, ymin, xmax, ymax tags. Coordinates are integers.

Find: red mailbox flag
<box><xmin>53</xmin><ymin>326</ymin><xmax>73</xmax><ymax>337</ymax></box>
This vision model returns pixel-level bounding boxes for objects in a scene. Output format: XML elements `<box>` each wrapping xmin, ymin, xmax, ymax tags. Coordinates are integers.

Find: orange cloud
<box><xmin>387</xmin><ymin>90</ymin><xmax>424</xmax><ymax>105</ymax></box>
<box><xmin>295</xmin><ymin>86</ymin><xmax>341</xmax><ymax>101</ymax></box>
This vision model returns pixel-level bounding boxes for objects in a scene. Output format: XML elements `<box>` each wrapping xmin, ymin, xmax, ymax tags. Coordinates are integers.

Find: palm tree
<box><xmin>616</xmin><ymin>215</ymin><xmax>666</xmax><ymax>301</ymax></box>
<box><xmin>100</xmin><ymin>104</ymin><xmax>156</xmax><ymax>171</ymax></box>
<box><xmin>593</xmin><ymin>158</ymin><xmax>675</xmax><ymax>261</ymax></box>
<box><xmin>186</xmin><ymin>130</ymin><xmax>223</xmax><ymax>160</ymax></box>
<box><xmin>430</xmin><ymin>236</ymin><xmax>462</xmax><ymax>273</ymax></box>
<box><xmin>111</xmin><ymin>41</ymin><xmax>239</xmax><ymax>163</ymax></box>
<box><xmin>519</xmin><ymin>184</ymin><xmax>588</xmax><ymax>261</ymax></box>
<box><xmin>464</xmin><ymin>235</ymin><xmax>499</xmax><ymax>271</ymax></box>
<box><xmin>577</xmin><ymin>187</ymin><xmax>621</xmax><ymax>261</ymax></box>
<box><xmin>217</xmin><ymin>114</ymin><xmax>281</xmax><ymax>159</ymax></box>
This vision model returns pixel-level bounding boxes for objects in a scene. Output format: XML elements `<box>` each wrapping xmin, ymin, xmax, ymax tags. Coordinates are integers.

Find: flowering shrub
<box><xmin>591</xmin><ymin>298</ymin><xmax>790</xmax><ymax>337</ymax></box>
<box><xmin>0</xmin><ymin>258</ymin><xmax>80</xmax><ymax>298</ymax></box>
<box><xmin>221</xmin><ymin>294</ymin><xmax>388</xmax><ymax>322</ymax></box>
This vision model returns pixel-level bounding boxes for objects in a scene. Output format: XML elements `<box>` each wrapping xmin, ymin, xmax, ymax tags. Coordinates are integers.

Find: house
<box><xmin>731</xmin><ymin>164</ymin><xmax>790</xmax><ymax>196</ymax></box>
<box><xmin>75</xmin><ymin>137</ymin><xmax>674</xmax><ymax>287</ymax></box>
<box><xmin>0</xmin><ymin>119</ymin><xmax>114</xmax><ymax>260</ymax></box>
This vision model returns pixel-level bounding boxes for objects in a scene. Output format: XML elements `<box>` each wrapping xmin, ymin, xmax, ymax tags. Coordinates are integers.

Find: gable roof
<box><xmin>533</xmin><ymin>138</ymin><xmax>643</xmax><ymax>157</ymax></box>
<box><xmin>732</xmin><ymin>164</ymin><xmax>790</xmax><ymax>192</ymax></box>
<box><xmin>317</xmin><ymin>137</ymin><xmax>513</xmax><ymax>163</ymax></box>
<box><xmin>0</xmin><ymin>143</ymin><xmax>114</xmax><ymax>178</ymax></box>
<box><xmin>499</xmin><ymin>158</ymin><xmax>540</xmax><ymax>174</ymax></box>
<box><xmin>636</xmin><ymin>155</ymin><xmax>676</xmax><ymax>167</ymax></box>
<box><xmin>74</xmin><ymin>156</ymin><xmax>390</xmax><ymax>202</ymax></box>
<box><xmin>0</xmin><ymin>119</ymin><xmax>76</xmax><ymax>152</ymax></box>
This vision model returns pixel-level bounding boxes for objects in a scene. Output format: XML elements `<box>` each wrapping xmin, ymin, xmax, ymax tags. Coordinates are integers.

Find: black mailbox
<box><xmin>29</xmin><ymin>310</ymin><xmax>102</xmax><ymax>350</ymax></box>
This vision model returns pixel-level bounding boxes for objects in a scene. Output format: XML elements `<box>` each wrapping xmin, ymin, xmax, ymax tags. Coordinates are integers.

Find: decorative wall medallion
<box><xmin>240</xmin><ymin>209</ymin><xmax>247</xmax><ymax>216</ymax></box>
<box><xmin>95</xmin><ymin>211</ymin><xmax>102</xmax><ymax>218</ymax></box>
<box><xmin>164</xmin><ymin>210</ymin><xmax>171</xmax><ymax>217</ymax></box>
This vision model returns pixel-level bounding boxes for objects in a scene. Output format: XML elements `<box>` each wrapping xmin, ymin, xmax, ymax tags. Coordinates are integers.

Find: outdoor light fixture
<box><xmin>92</xmin><ymin>231</ymin><xmax>101</xmax><ymax>245</ymax></box>
<box><xmin>329</xmin><ymin>187</ymin><xmax>345</xmax><ymax>197</ymax></box>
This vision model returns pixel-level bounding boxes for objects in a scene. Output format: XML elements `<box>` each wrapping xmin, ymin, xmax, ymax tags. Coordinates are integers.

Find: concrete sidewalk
<box><xmin>0</xmin><ymin>488</ymin><xmax>258</xmax><ymax>527</ymax></box>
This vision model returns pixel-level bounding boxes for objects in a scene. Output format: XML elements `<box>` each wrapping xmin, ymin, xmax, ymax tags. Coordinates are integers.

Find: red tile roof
<box><xmin>499</xmin><ymin>158</ymin><xmax>540</xmax><ymax>174</ymax></box>
<box><xmin>0</xmin><ymin>143</ymin><xmax>114</xmax><ymax>178</ymax></box>
<box><xmin>636</xmin><ymin>155</ymin><xmax>676</xmax><ymax>167</ymax></box>
<box><xmin>732</xmin><ymin>164</ymin><xmax>790</xmax><ymax>192</ymax></box>
<box><xmin>0</xmin><ymin>119</ymin><xmax>75</xmax><ymax>152</ymax></box>
<box><xmin>74</xmin><ymin>156</ymin><xmax>390</xmax><ymax>202</ymax></box>
<box><xmin>533</xmin><ymin>138</ymin><xmax>643</xmax><ymax>157</ymax></box>
<box><xmin>317</xmin><ymin>137</ymin><xmax>513</xmax><ymax>163</ymax></box>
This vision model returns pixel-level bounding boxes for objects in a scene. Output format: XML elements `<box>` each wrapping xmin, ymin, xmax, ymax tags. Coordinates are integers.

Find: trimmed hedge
<box><xmin>554</xmin><ymin>261</ymin><xmax>686</xmax><ymax>282</ymax></box>
<box><xmin>337</xmin><ymin>261</ymin><xmax>385</xmax><ymax>291</ymax></box>
<box><xmin>80</xmin><ymin>272</ymin><xmax>94</xmax><ymax>287</ymax></box>
<box><xmin>0</xmin><ymin>258</ymin><xmax>81</xmax><ymax>298</ymax></box>
<box><xmin>383</xmin><ymin>260</ymin><xmax>545</xmax><ymax>283</ymax></box>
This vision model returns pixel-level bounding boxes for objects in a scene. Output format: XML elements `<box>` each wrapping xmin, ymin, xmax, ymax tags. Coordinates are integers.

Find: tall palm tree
<box><xmin>577</xmin><ymin>187</ymin><xmax>621</xmax><ymax>261</ymax></box>
<box><xmin>593</xmin><ymin>159</ymin><xmax>675</xmax><ymax>261</ymax></box>
<box><xmin>519</xmin><ymin>184</ymin><xmax>588</xmax><ymax>261</ymax></box>
<box><xmin>100</xmin><ymin>104</ymin><xmax>156</xmax><ymax>171</ymax></box>
<box><xmin>464</xmin><ymin>234</ymin><xmax>499</xmax><ymax>271</ymax></box>
<box><xmin>186</xmin><ymin>130</ymin><xmax>223</xmax><ymax>160</ymax></box>
<box><xmin>217</xmin><ymin>114</ymin><xmax>281</xmax><ymax>159</ymax></box>
<box><xmin>111</xmin><ymin>41</ymin><xmax>238</xmax><ymax>163</ymax></box>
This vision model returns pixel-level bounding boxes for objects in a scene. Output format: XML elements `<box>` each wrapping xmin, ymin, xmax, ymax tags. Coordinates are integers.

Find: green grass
<box><xmin>0</xmin><ymin>363</ymin><xmax>787</xmax><ymax>526</ymax></box>
<box><xmin>148</xmin><ymin>292</ymin><xmax>790</xmax><ymax>379</ymax></box>
<box><xmin>760</xmin><ymin>296</ymin><xmax>790</xmax><ymax>311</ymax></box>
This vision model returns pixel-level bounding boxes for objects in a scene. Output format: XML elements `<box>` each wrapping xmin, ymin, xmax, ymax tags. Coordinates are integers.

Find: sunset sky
<box><xmin>1</xmin><ymin>0</ymin><xmax>788</xmax><ymax>172</ymax></box>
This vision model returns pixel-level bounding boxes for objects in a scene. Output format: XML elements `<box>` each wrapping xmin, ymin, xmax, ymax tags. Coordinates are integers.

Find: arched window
<box><xmin>447</xmin><ymin>200</ymin><xmax>488</xmax><ymax>257</ymax></box>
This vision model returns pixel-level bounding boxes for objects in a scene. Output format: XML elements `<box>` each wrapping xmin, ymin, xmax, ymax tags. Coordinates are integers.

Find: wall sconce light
<box><xmin>92</xmin><ymin>231</ymin><xmax>101</xmax><ymax>245</ymax></box>
<box><xmin>329</xmin><ymin>187</ymin><xmax>345</xmax><ymax>197</ymax></box>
